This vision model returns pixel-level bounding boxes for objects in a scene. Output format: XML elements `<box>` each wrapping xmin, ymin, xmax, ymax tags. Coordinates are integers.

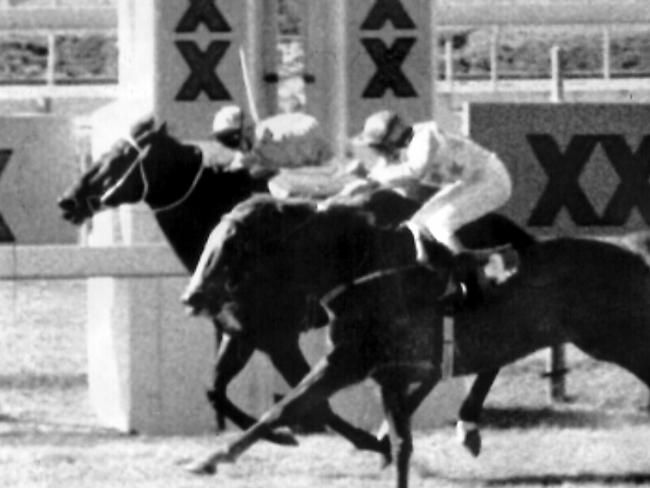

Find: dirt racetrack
<box><xmin>1</xmin><ymin>279</ymin><xmax>650</xmax><ymax>487</ymax></box>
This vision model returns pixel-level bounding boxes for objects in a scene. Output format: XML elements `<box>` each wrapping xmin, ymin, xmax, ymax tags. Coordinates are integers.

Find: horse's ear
<box><xmin>130</xmin><ymin>113</ymin><xmax>155</xmax><ymax>138</ymax></box>
<box><xmin>158</xmin><ymin>122</ymin><xmax>168</xmax><ymax>135</ymax></box>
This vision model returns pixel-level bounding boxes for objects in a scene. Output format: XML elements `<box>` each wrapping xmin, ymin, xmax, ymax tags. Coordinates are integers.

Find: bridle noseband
<box><xmin>106</xmin><ymin>135</ymin><xmax>205</xmax><ymax>214</ymax></box>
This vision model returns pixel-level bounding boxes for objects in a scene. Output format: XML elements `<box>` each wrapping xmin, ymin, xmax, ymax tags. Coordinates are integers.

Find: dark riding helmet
<box><xmin>351</xmin><ymin>110</ymin><xmax>414</xmax><ymax>155</ymax></box>
<box><xmin>212</xmin><ymin>105</ymin><xmax>245</xmax><ymax>150</ymax></box>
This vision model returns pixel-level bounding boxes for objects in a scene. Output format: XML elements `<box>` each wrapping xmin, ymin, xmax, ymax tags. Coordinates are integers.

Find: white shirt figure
<box><xmin>347</xmin><ymin>110</ymin><xmax>512</xmax><ymax>255</ymax></box>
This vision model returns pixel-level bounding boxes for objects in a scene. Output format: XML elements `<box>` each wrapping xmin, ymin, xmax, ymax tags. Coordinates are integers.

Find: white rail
<box><xmin>0</xmin><ymin>244</ymin><xmax>185</xmax><ymax>280</ymax></box>
<box><xmin>0</xmin><ymin>6</ymin><xmax>116</xmax><ymax>33</ymax></box>
<box><xmin>436</xmin><ymin>0</ymin><xmax>650</xmax><ymax>25</ymax></box>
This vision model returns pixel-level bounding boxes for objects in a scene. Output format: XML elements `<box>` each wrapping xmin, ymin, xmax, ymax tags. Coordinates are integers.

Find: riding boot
<box><xmin>452</xmin><ymin>253</ymin><xmax>483</xmax><ymax>309</ymax></box>
<box><xmin>402</xmin><ymin>224</ymin><xmax>469</xmax><ymax>313</ymax></box>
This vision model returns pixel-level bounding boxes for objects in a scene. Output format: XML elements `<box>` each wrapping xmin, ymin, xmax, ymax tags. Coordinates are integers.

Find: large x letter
<box><xmin>0</xmin><ymin>149</ymin><xmax>15</xmax><ymax>242</ymax></box>
<box><xmin>361</xmin><ymin>37</ymin><xmax>417</xmax><ymax>98</ymax></box>
<box><xmin>600</xmin><ymin>134</ymin><xmax>650</xmax><ymax>225</ymax></box>
<box><xmin>361</xmin><ymin>0</ymin><xmax>416</xmax><ymax>30</ymax></box>
<box><xmin>527</xmin><ymin>134</ymin><xmax>601</xmax><ymax>226</ymax></box>
<box><xmin>176</xmin><ymin>0</ymin><xmax>231</xmax><ymax>33</ymax></box>
<box><xmin>175</xmin><ymin>40</ymin><xmax>231</xmax><ymax>101</ymax></box>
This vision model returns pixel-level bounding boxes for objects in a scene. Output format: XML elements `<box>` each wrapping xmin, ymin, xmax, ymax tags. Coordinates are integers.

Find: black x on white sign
<box><xmin>174</xmin><ymin>0</ymin><xmax>233</xmax><ymax>102</ymax></box>
<box><xmin>360</xmin><ymin>0</ymin><xmax>418</xmax><ymax>99</ymax></box>
<box><xmin>528</xmin><ymin>134</ymin><xmax>650</xmax><ymax>226</ymax></box>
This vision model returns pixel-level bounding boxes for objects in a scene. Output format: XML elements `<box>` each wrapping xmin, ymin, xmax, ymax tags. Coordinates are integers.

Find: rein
<box><xmin>144</xmin><ymin>153</ymin><xmax>205</xmax><ymax>214</ymax></box>
<box><xmin>118</xmin><ymin>140</ymin><xmax>205</xmax><ymax>214</ymax></box>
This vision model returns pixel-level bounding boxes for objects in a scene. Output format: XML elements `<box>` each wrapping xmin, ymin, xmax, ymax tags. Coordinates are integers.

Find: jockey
<box><xmin>343</xmin><ymin>109</ymin><xmax>512</xmax><ymax>262</ymax></box>
<box><xmin>211</xmin><ymin>105</ymin><xmax>334</xmax><ymax>173</ymax></box>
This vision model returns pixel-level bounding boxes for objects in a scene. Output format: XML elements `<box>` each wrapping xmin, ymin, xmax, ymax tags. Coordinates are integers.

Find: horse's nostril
<box><xmin>58</xmin><ymin>197</ymin><xmax>76</xmax><ymax>211</ymax></box>
<box><xmin>181</xmin><ymin>289</ymin><xmax>206</xmax><ymax>312</ymax></box>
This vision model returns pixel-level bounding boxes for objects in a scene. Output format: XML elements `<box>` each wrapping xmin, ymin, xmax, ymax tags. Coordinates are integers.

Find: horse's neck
<box><xmin>154</xmin><ymin>170</ymin><xmax>267</xmax><ymax>271</ymax></box>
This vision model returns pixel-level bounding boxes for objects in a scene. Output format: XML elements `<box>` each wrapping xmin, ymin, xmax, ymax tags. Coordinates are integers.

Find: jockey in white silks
<box><xmin>211</xmin><ymin>105</ymin><xmax>334</xmax><ymax>172</ymax></box>
<box><xmin>341</xmin><ymin>109</ymin><xmax>512</xmax><ymax>260</ymax></box>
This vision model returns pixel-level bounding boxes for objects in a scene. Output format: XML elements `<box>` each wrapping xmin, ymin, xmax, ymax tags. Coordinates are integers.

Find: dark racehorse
<box><xmin>182</xmin><ymin>195</ymin><xmax>650</xmax><ymax>488</ymax></box>
<box><xmin>58</xmin><ymin>119</ymin><xmax>401</xmax><ymax>455</ymax></box>
<box><xmin>58</xmin><ymin>119</ymin><xmax>527</xmax><ymax>456</ymax></box>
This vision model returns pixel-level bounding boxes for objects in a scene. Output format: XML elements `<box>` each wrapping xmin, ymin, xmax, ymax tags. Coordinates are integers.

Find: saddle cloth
<box><xmin>267</xmin><ymin>163</ymin><xmax>359</xmax><ymax>199</ymax></box>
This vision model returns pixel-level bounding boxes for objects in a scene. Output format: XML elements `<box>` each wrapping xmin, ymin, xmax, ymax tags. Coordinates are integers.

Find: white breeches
<box><xmin>408</xmin><ymin>153</ymin><xmax>512</xmax><ymax>251</ymax></box>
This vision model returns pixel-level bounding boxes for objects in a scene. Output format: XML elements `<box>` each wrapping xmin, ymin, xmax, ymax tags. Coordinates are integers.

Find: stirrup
<box><xmin>437</xmin><ymin>275</ymin><xmax>468</xmax><ymax>314</ymax></box>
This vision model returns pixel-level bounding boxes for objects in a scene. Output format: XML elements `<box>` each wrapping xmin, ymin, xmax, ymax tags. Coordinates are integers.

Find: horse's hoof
<box><xmin>463</xmin><ymin>429</ymin><xmax>481</xmax><ymax>457</ymax></box>
<box><xmin>378</xmin><ymin>434</ymin><xmax>393</xmax><ymax>468</ymax></box>
<box><xmin>456</xmin><ymin>421</ymin><xmax>481</xmax><ymax>457</ymax></box>
<box><xmin>184</xmin><ymin>459</ymin><xmax>217</xmax><ymax>475</ymax></box>
<box><xmin>265</xmin><ymin>426</ymin><xmax>299</xmax><ymax>446</ymax></box>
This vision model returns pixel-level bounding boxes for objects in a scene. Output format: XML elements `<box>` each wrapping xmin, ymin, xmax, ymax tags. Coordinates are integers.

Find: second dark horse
<box><xmin>59</xmin><ymin>119</ymin><xmax>530</xmax><ymax>458</ymax></box>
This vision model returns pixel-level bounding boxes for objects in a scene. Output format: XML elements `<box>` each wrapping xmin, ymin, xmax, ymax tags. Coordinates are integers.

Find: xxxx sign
<box><xmin>468</xmin><ymin>104</ymin><xmax>650</xmax><ymax>235</ymax></box>
<box><xmin>347</xmin><ymin>0</ymin><xmax>434</xmax><ymax>133</ymax></box>
<box><xmin>153</xmin><ymin>0</ymin><xmax>248</xmax><ymax>139</ymax></box>
<box><xmin>0</xmin><ymin>116</ymin><xmax>78</xmax><ymax>244</ymax></box>
<box><xmin>305</xmin><ymin>0</ymin><xmax>435</xmax><ymax>155</ymax></box>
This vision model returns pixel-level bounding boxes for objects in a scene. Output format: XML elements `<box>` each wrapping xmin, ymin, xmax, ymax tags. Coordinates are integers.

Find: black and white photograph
<box><xmin>1</xmin><ymin>0</ymin><xmax>650</xmax><ymax>486</ymax></box>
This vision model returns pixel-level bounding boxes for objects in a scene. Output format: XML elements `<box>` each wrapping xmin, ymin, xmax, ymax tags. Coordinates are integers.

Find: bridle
<box><xmin>108</xmin><ymin>134</ymin><xmax>206</xmax><ymax>214</ymax></box>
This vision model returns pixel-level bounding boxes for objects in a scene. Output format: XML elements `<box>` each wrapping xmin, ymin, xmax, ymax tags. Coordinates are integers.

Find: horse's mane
<box><xmin>129</xmin><ymin>113</ymin><xmax>156</xmax><ymax>138</ymax></box>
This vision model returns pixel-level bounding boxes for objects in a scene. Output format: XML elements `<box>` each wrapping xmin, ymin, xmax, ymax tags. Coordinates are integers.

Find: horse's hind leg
<box><xmin>269</xmin><ymin>340</ymin><xmax>392</xmax><ymax>462</ymax></box>
<box><xmin>185</xmin><ymin>347</ymin><xmax>367</xmax><ymax>475</ymax></box>
<box><xmin>456</xmin><ymin>368</ymin><xmax>500</xmax><ymax>457</ymax></box>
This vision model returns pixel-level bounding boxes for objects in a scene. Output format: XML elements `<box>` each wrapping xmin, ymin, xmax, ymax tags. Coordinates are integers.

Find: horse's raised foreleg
<box><xmin>208</xmin><ymin>333</ymin><xmax>296</xmax><ymax>446</ymax></box>
<box><xmin>268</xmin><ymin>339</ymin><xmax>392</xmax><ymax>462</ymax></box>
<box><xmin>185</xmin><ymin>348</ymin><xmax>367</xmax><ymax>475</ymax></box>
<box><xmin>456</xmin><ymin>368</ymin><xmax>499</xmax><ymax>457</ymax></box>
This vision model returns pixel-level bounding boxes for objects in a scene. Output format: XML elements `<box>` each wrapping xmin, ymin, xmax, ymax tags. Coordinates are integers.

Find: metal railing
<box><xmin>2</xmin><ymin>1</ymin><xmax>650</xmax><ymax>89</ymax></box>
<box><xmin>0</xmin><ymin>3</ymin><xmax>117</xmax><ymax>86</ymax></box>
<box><xmin>438</xmin><ymin>24</ymin><xmax>650</xmax><ymax>89</ymax></box>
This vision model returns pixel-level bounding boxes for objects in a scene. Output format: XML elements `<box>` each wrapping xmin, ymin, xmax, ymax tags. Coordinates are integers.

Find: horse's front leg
<box><xmin>377</xmin><ymin>375</ymin><xmax>423</xmax><ymax>488</ymax></box>
<box><xmin>184</xmin><ymin>347</ymin><xmax>367</xmax><ymax>475</ymax></box>
<box><xmin>456</xmin><ymin>368</ymin><xmax>500</xmax><ymax>457</ymax></box>
<box><xmin>268</xmin><ymin>339</ymin><xmax>392</xmax><ymax>463</ymax></box>
<box><xmin>207</xmin><ymin>333</ymin><xmax>296</xmax><ymax>446</ymax></box>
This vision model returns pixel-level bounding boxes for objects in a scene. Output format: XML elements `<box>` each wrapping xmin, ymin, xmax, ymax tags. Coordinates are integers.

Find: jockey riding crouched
<box><xmin>340</xmin><ymin>110</ymin><xmax>513</xmax><ymax>304</ymax></box>
<box><xmin>211</xmin><ymin>105</ymin><xmax>335</xmax><ymax>174</ymax></box>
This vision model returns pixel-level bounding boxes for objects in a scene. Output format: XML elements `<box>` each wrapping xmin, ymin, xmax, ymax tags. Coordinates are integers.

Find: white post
<box><xmin>550</xmin><ymin>45</ymin><xmax>564</xmax><ymax>103</ymax></box>
<box><xmin>245</xmin><ymin>0</ymin><xmax>278</xmax><ymax>117</ymax></box>
<box><xmin>36</xmin><ymin>33</ymin><xmax>57</xmax><ymax>113</ymax></box>
<box><xmin>547</xmin><ymin>45</ymin><xmax>568</xmax><ymax>403</ymax></box>
<box><xmin>490</xmin><ymin>25</ymin><xmax>500</xmax><ymax>91</ymax></box>
<box><xmin>602</xmin><ymin>25</ymin><xmax>611</xmax><ymax>80</ymax></box>
<box><xmin>444</xmin><ymin>37</ymin><xmax>454</xmax><ymax>91</ymax></box>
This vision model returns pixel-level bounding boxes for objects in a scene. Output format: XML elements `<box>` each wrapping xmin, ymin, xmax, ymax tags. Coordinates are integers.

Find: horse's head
<box><xmin>58</xmin><ymin>136</ymin><xmax>142</xmax><ymax>225</ymax></box>
<box><xmin>58</xmin><ymin>120</ymin><xmax>202</xmax><ymax>223</ymax></box>
<box><xmin>182</xmin><ymin>195</ymin><xmax>318</xmax><ymax>318</ymax></box>
<box><xmin>58</xmin><ymin>114</ymin><xmax>155</xmax><ymax>223</ymax></box>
